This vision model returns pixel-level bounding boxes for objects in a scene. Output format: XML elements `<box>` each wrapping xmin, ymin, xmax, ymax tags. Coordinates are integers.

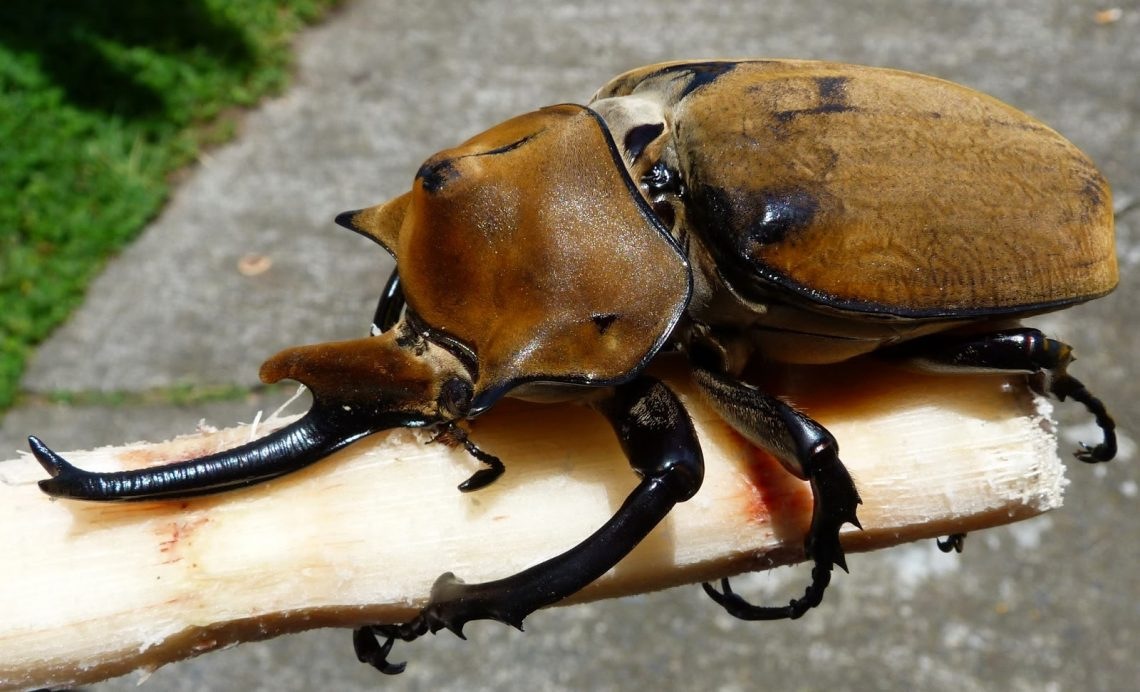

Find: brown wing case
<box><xmin>597</xmin><ymin>60</ymin><xmax>1117</xmax><ymax>318</ymax></box>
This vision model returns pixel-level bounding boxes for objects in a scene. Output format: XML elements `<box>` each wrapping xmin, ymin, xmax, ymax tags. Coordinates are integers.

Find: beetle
<box><xmin>29</xmin><ymin>60</ymin><xmax>1117</xmax><ymax>674</ymax></box>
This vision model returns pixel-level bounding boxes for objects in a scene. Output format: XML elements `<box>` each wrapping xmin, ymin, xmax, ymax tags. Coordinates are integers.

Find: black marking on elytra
<box><xmin>774</xmin><ymin>75</ymin><xmax>857</xmax><ymax>123</ymax></box>
<box><xmin>1079</xmin><ymin>168</ymin><xmax>1107</xmax><ymax>208</ymax></box>
<box><xmin>624</xmin><ymin>123</ymin><xmax>665</xmax><ymax>162</ymax></box>
<box><xmin>816</xmin><ymin>76</ymin><xmax>847</xmax><ymax>102</ymax></box>
<box><xmin>651</xmin><ymin>200</ymin><xmax>676</xmax><ymax>229</ymax></box>
<box><xmin>690</xmin><ymin>184</ymin><xmax>819</xmax><ymax>269</ymax></box>
<box><xmin>416</xmin><ymin>158</ymin><xmax>459</xmax><ymax>193</ymax></box>
<box><xmin>677</xmin><ymin>62</ymin><xmax>738</xmax><ymax>98</ymax></box>
<box><xmin>1079</xmin><ymin>170</ymin><xmax>1108</xmax><ymax>223</ymax></box>
<box><xmin>592</xmin><ymin>313</ymin><xmax>620</xmax><ymax>334</ymax></box>
<box><xmin>747</xmin><ymin>189</ymin><xmax>819</xmax><ymax>246</ymax></box>
<box><xmin>774</xmin><ymin>102</ymin><xmax>853</xmax><ymax>123</ymax></box>
<box><xmin>643</xmin><ymin>61</ymin><xmax>739</xmax><ymax>100</ymax></box>
<box><xmin>690</xmin><ymin>184</ymin><xmax>735</xmax><ymax>245</ymax></box>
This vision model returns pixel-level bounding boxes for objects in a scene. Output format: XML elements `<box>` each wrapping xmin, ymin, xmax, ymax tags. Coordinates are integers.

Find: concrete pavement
<box><xmin>2</xmin><ymin>1</ymin><xmax>1137</xmax><ymax>689</ymax></box>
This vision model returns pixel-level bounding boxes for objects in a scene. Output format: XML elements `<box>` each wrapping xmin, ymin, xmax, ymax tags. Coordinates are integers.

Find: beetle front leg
<box><xmin>429</xmin><ymin>422</ymin><xmax>506</xmax><ymax>492</ymax></box>
<box><xmin>888</xmin><ymin>327</ymin><xmax>1116</xmax><ymax>463</ymax></box>
<box><xmin>354</xmin><ymin>376</ymin><xmax>704</xmax><ymax>674</ymax></box>
<box><xmin>692</xmin><ymin>367</ymin><xmax>862</xmax><ymax>620</ymax></box>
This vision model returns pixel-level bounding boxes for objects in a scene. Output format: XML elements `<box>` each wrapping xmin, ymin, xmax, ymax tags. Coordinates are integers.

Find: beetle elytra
<box><xmin>30</xmin><ymin>60</ymin><xmax>1117</xmax><ymax>673</ymax></box>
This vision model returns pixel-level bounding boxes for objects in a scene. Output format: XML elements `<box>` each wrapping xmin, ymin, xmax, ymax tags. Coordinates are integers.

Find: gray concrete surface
<box><xmin>2</xmin><ymin>0</ymin><xmax>1138</xmax><ymax>689</ymax></box>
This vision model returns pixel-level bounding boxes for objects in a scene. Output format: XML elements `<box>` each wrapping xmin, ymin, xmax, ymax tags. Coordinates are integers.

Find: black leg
<box><xmin>29</xmin><ymin>398</ymin><xmax>403</xmax><ymax>501</ymax></box>
<box><xmin>430</xmin><ymin>423</ymin><xmax>506</xmax><ymax>492</ymax></box>
<box><xmin>937</xmin><ymin>533</ymin><xmax>967</xmax><ymax>553</ymax></box>
<box><xmin>886</xmin><ymin>327</ymin><xmax>1116</xmax><ymax>463</ymax></box>
<box><xmin>354</xmin><ymin>376</ymin><xmax>705</xmax><ymax>673</ymax></box>
<box><xmin>692</xmin><ymin>367</ymin><xmax>862</xmax><ymax>620</ymax></box>
<box><xmin>371</xmin><ymin>270</ymin><xmax>405</xmax><ymax>335</ymax></box>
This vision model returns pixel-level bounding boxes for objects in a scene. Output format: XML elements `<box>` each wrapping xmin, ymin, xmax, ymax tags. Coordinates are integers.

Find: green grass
<box><xmin>30</xmin><ymin>381</ymin><xmax>292</xmax><ymax>409</ymax></box>
<box><xmin>0</xmin><ymin>0</ymin><xmax>340</xmax><ymax>409</ymax></box>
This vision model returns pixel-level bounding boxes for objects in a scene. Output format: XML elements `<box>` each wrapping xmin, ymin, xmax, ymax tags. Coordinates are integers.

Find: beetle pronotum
<box><xmin>30</xmin><ymin>60</ymin><xmax>1117</xmax><ymax>673</ymax></box>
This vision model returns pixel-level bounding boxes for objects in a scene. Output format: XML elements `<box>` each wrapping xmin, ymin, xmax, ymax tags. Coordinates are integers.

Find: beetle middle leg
<box><xmin>354</xmin><ymin>376</ymin><xmax>705</xmax><ymax>674</ymax></box>
<box><xmin>937</xmin><ymin>533</ymin><xmax>967</xmax><ymax>553</ymax></box>
<box><xmin>887</xmin><ymin>327</ymin><xmax>1116</xmax><ymax>463</ymax></box>
<box><xmin>692</xmin><ymin>366</ymin><xmax>862</xmax><ymax>620</ymax></box>
<box><xmin>370</xmin><ymin>270</ymin><xmax>405</xmax><ymax>335</ymax></box>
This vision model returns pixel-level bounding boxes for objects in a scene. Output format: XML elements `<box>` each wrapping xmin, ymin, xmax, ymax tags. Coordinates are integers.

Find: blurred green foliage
<box><xmin>0</xmin><ymin>0</ymin><xmax>339</xmax><ymax>409</ymax></box>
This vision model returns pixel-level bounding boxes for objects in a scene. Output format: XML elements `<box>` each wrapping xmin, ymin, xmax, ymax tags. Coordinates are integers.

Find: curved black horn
<box><xmin>31</xmin><ymin>332</ymin><xmax>451</xmax><ymax>502</ymax></box>
<box><xmin>30</xmin><ymin>400</ymin><xmax>415</xmax><ymax>502</ymax></box>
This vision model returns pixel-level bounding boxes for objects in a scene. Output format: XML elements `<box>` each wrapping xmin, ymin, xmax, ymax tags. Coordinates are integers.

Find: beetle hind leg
<box><xmin>692</xmin><ymin>367</ymin><xmax>862</xmax><ymax>621</ymax></box>
<box><xmin>1049</xmin><ymin>373</ymin><xmax>1115</xmax><ymax>463</ymax></box>
<box><xmin>889</xmin><ymin>327</ymin><xmax>1116</xmax><ymax>463</ymax></box>
<box><xmin>353</xmin><ymin>376</ymin><xmax>705</xmax><ymax>674</ymax></box>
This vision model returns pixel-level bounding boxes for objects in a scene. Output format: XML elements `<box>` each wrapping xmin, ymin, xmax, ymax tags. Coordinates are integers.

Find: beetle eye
<box><xmin>439</xmin><ymin>377</ymin><xmax>474</xmax><ymax>418</ymax></box>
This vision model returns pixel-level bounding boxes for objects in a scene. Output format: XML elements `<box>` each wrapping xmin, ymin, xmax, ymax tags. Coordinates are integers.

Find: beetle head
<box><xmin>336</xmin><ymin>103</ymin><xmax>691</xmax><ymax>414</ymax></box>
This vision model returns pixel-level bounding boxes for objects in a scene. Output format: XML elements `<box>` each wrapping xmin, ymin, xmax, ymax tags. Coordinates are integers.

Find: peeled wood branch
<box><xmin>0</xmin><ymin>360</ymin><xmax>1064</xmax><ymax>690</ymax></box>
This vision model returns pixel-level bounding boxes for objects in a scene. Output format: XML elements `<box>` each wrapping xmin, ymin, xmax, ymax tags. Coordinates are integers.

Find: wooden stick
<box><xmin>0</xmin><ymin>359</ymin><xmax>1063</xmax><ymax>690</ymax></box>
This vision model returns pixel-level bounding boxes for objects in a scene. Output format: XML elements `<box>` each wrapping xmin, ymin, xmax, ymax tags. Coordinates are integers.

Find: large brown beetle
<box><xmin>29</xmin><ymin>60</ymin><xmax>1117</xmax><ymax>673</ymax></box>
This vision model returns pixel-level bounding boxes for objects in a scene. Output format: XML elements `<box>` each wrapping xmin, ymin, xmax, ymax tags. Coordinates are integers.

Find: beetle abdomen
<box><xmin>597</xmin><ymin>60</ymin><xmax>1117</xmax><ymax>319</ymax></box>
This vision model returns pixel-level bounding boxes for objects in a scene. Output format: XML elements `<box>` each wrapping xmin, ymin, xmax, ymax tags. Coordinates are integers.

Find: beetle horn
<box><xmin>32</xmin><ymin>331</ymin><xmax>456</xmax><ymax>501</ymax></box>
<box><xmin>335</xmin><ymin>192</ymin><xmax>410</xmax><ymax>257</ymax></box>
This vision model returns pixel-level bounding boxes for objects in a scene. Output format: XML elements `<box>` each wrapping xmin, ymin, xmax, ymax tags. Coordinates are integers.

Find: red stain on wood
<box><xmin>157</xmin><ymin>516</ymin><xmax>209</xmax><ymax>563</ymax></box>
<box><xmin>732</xmin><ymin>430</ymin><xmax>813</xmax><ymax>546</ymax></box>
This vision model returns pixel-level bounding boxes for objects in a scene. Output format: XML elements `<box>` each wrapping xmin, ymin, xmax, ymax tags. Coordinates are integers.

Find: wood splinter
<box><xmin>0</xmin><ymin>361</ymin><xmax>1065</xmax><ymax>690</ymax></box>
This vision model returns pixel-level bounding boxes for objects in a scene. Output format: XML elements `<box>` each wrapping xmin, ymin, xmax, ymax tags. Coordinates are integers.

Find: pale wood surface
<box><xmin>0</xmin><ymin>361</ymin><xmax>1064</xmax><ymax>691</ymax></box>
